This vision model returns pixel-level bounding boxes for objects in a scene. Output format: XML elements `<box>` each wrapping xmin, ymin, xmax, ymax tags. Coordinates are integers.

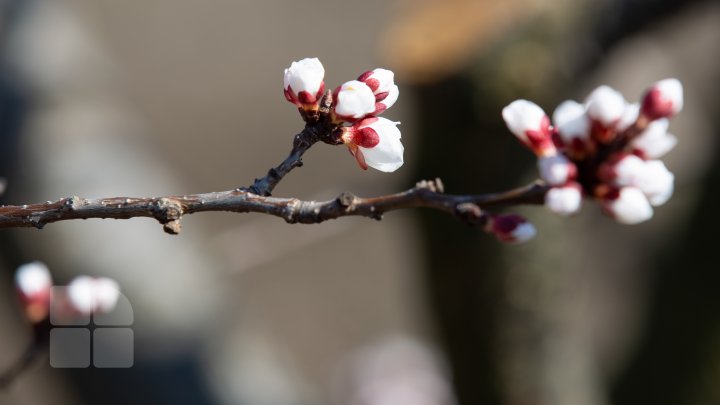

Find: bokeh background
<box><xmin>1</xmin><ymin>0</ymin><xmax>719</xmax><ymax>404</ymax></box>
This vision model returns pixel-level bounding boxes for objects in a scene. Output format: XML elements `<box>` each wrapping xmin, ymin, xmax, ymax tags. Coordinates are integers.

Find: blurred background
<box><xmin>1</xmin><ymin>0</ymin><xmax>719</xmax><ymax>404</ymax></box>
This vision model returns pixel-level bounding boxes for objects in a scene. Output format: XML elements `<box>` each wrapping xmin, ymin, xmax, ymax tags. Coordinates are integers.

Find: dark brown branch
<box><xmin>0</xmin><ymin>180</ymin><xmax>549</xmax><ymax>234</ymax></box>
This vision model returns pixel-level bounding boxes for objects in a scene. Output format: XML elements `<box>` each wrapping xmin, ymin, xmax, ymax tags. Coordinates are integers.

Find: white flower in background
<box><xmin>283</xmin><ymin>57</ymin><xmax>326</xmax><ymax>110</ymax></box>
<box><xmin>617</xmin><ymin>102</ymin><xmax>640</xmax><ymax>132</ymax></box>
<box><xmin>545</xmin><ymin>183</ymin><xmax>583</xmax><ymax>216</ymax></box>
<box><xmin>15</xmin><ymin>261</ymin><xmax>53</xmax><ymax>323</ymax></box>
<box><xmin>641</xmin><ymin>78</ymin><xmax>683</xmax><ymax>120</ymax></box>
<box><xmin>631</xmin><ymin>119</ymin><xmax>677</xmax><ymax>159</ymax></box>
<box><xmin>487</xmin><ymin>214</ymin><xmax>536</xmax><ymax>243</ymax></box>
<box><xmin>601</xmin><ymin>187</ymin><xmax>654</xmax><ymax>225</ymax></box>
<box><xmin>68</xmin><ymin>276</ymin><xmax>121</xmax><ymax>315</ymax></box>
<box><xmin>333</xmin><ymin>80</ymin><xmax>377</xmax><ymax>122</ymax></box>
<box><xmin>502</xmin><ymin>99</ymin><xmax>555</xmax><ymax>156</ymax></box>
<box><xmin>16</xmin><ymin>261</ymin><xmax>52</xmax><ymax>299</ymax></box>
<box><xmin>585</xmin><ymin>85</ymin><xmax>626</xmax><ymax>128</ymax></box>
<box><xmin>358</xmin><ymin>68</ymin><xmax>400</xmax><ymax>114</ymax></box>
<box><xmin>537</xmin><ymin>154</ymin><xmax>577</xmax><ymax>186</ymax></box>
<box><xmin>341</xmin><ymin>117</ymin><xmax>403</xmax><ymax>172</ymax></box>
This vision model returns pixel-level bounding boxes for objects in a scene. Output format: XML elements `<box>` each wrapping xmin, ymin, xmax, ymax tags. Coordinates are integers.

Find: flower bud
<box><xmin>641</xmin><ymin>78</ymin><xmax>683</xmax><ymax>121</ymax></box>
<box><xmin>15</xmin><ymin>261</ymin><xmax>52</xmax><ymax>323</ymax></box>
<box><xmin>341</xmin><ymin>117</ymin><xmax>404</xmax><ymax>172</ymax></box>
<box><xmin>486</xmin><ymin>214</ymin><xmax>536</xmax><ymax>243</ymax></box>
<box><xmin>635</xmin><ymin>160</ymin><xmax>674</xmax><ymax>206</ymax></box>
<box><xmin>585</xmin><ymin>85</ymin><xmax>626</xmax><ymax>127</ymax></box>
<box><xmin>631</xmin><ymin>119</ymin><xmax>677</xmax><ymax>159</ymax></box>
<box><xmin>283</xmin><ymin>58</ymin><xmax>326</xmax><ymax>110</ymax></box>
<box><xmin>502</xmin><ymin>100</ymin><xmax>555</xmax><ymax>156</ymax></box>
<box><xmin>545</xmin><ymin>182</ymin><xmax>583</xmax><ymax>216</ymax></box>
<box><xmin>333</xmin><ymin>80</ymin><xmax>377</xmax><ymax>122</ymax></box>
<box><xmin>537</xmin><ymin>154</ymin><xmax>577</xmax><ymax>186</ymax></box>
<box><xmin>552</xmin><ymin>100</ymin><xmax>591</xmax><ymax>158</ymax></box>
<box><xmin>358</xmin><ymin>68</ymin><xmax>400</xmax><ymax>114</ymax></box>
<box><xmin>600</xmin><ymin>187</ymin><xmax>654</xmax><ymax>225</ymax></box>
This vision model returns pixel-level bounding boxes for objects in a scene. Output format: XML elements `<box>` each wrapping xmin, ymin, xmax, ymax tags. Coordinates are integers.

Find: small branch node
<box><xmin>337</xmin><ymin>192</ymin><xmax>357</xmax><ymax>208</ymax></box>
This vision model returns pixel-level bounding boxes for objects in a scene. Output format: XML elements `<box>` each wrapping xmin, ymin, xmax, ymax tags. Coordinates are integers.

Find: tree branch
<box><xmin>0</xmin><ymin>179</ymin><xmax>549</xmax><ymax>234</ymax></box>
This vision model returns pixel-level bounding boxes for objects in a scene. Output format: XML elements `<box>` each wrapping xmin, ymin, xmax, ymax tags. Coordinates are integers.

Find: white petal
<box><xmin>636</xmin><ymin>160</ymin><xmax>674</xmax><ymax>206</ymax></box>
<box><xmin>655</xmin><ymin>78</ymin><xmax>683</xmax><ymax>114</ymax></box>
<box><xmin>545</xmin><ymin>185</ymin><xmax>583</xmax><ymax>216</ymax></box>
<box><xmin>68</xmin><ymin>276</ymin><xmax>96</xmax><ymax>315</ymax></box>
<box><xmin>552</xmin><ymin>100</ymin><xmax>590</xmax><ymax>142</ymax></box>
<box><xmin>511</xmin><ymin>223</ymin><xmax>537</xmax><ymax>243</ymax></box>
<box><xmin>335</xmin><ymin>80</ymin><xmax>376</xmax><ymax>119</ymax></box>
<box><xmin>605</xmin><ymin>187</ymin><xmax>654</xmax><ymax>224</ymax></box>
<box><xmin>617</xmin><ymin>103</ymin><xmax>640</xmax><ymax>132</ymax></box>
<box><xmin>284</xmin><ymin>57</ymin><xmax>325</xmax><ymax>95</ymax></box>
<box><xmin>585</xmin><ymin>85</ymin><xmax>626</xmax><ymax>126</ymax></box>
<box><xmin>15</xmin><ymin>261</ymin><xmax>52</xmax><ymax>296</ymax></box>
<box><xmin>359</xmin><ymin>118</ymin><xmax>404</xmax><ymax>172</ymax></box>
<box><xmin>369</xmin><ymin>68</ymin><xmax>395</xmax><ymax>93</ymax></box>
<box><xmin>613</xmin><ymin>154</ymin><xmax>646</xmax><ymax>187</ymax></box>
<box><xmin>502</xmin><ymin>99</ymin><xmax>547</xmax><ymax>142</ymax></box>
<box><xmin>631</xmin><ymin>119</ymin><xmax>677</xmax><ymax>159</ymax></box>
<box><xmin>537</xmin><ymin>155</ymin><xmax>575</xmax><ymax>185</ymax></box>
<box><xmin>94</xmin><ymin>278</ymin><xmax>121</xmax><ymax>313</ymax></box>
<box><xmin>380</xmin><ymin>84</ymin><xmax>399</xmax><ymax>110</ymax></box>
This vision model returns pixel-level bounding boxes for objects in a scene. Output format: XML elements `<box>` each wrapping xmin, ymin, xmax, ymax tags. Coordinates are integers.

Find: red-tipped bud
<box><xmin>486</xmin><ymin>214</ymin><xmax>536</xmax><ymax>243</ymax></box>
<box><xmin>502</xmin><ymin>100</ymin><xmax>555</xmax><ymax>156</ymax></box>
<box><xmin>641</xmin><ymin>78</ymin><xmax>683</xmax><ymax>121</ymax></box>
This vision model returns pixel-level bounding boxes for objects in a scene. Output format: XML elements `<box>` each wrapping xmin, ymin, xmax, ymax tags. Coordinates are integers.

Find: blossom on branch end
<box><xmin>502</xmin><ymin>78</ymin><xmax>683</xmax><ymax>226</ymax></box>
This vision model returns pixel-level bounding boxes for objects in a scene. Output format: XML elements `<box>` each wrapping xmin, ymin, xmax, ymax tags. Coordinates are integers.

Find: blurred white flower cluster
<box><xmin>502</xmin><ymin>78</ymin><xmax>683</xmax><ymax>225</ymax></box>
<box><xmin>15</xmin><ymin>261</ymin><xmax>121</xmax><ymax>324</ymax></box>
<box><xmin>284</xmin><ymin>58</ymin><xmax>403</xmax><ymax>172</ymax></box>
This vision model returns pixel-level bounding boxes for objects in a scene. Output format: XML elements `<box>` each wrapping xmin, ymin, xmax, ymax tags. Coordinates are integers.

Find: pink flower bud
<box><xmin>537</xmin><ymin>154</ymin><xmax>577</xmax><ymax>186</ymax></box>
<box><xmin>631</xmin><ymin>119</ymin><xmax>677</xmax><ymax>159</ymax></box>
<box><xmin>358</xmin><ymin>68</ymin><xmax>400</xmax><ymax>114</ymax></box>
<box><xmin>283</xmin><ymin>58</ymin><xmax>326</xmax><ymax>110</ymax></box>
<box><xmin>342</xmin><ymin>117</ymin><xmax>404</xmax><ymax>172</ymax></box>
<box><xmin>601</xmin><ymin>187</ymin><xmax>654</xmax><ymax>224</ymax></box>
<box><xmin>333</xmin><ymin>80</ymin><xmax>377</xmax><ymax>122</ymax></box>
<box><xmin>68</xmin><ymin>276</ymin><xmax>121</xmax><ymax>315</ymax></box>
<box><xmin>487</xmin><ymin>214</ymin><xmax>536</xmax><ymax>243</ymax></box>
<box><xmin>502</xmin><ymin>100</ymin><xmax>555</xmax><ymax>156</ymax></box>
<box><xmin>545</xmin><ymin>182</ymin><xmax>583</xmax><ymax>216</ymax></box>
<box><xmin>641</xmin><ymin>78</ymin><xmax>683</xmax><ymax>121</ymax></box>
<box><xmin>15</xmin><ymin>261</ymin><xmax>52</xmax><ymax>323</ymax></box>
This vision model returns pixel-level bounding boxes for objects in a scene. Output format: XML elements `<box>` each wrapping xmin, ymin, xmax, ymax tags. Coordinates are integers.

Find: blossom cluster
<box><xmin>15</xmin><ymin>261</ymin><xmax>121</xmax><ymax>324</ymax></box>
<box><xmin>284</xmin><ymin>58</ymin><xmax>404</xmax><ymax>172</ymax></box>
<box><xmin>502</xmin><ymin>78</ymin><xmax>683</xmax><ymax>229</ymax></box>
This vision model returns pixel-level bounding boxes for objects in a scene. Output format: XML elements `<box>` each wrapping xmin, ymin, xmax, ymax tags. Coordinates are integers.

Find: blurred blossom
<box><xmin>335</xmin><ymin>337</ymin><xmax>457</xmax><ymax>405</ymax></box>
